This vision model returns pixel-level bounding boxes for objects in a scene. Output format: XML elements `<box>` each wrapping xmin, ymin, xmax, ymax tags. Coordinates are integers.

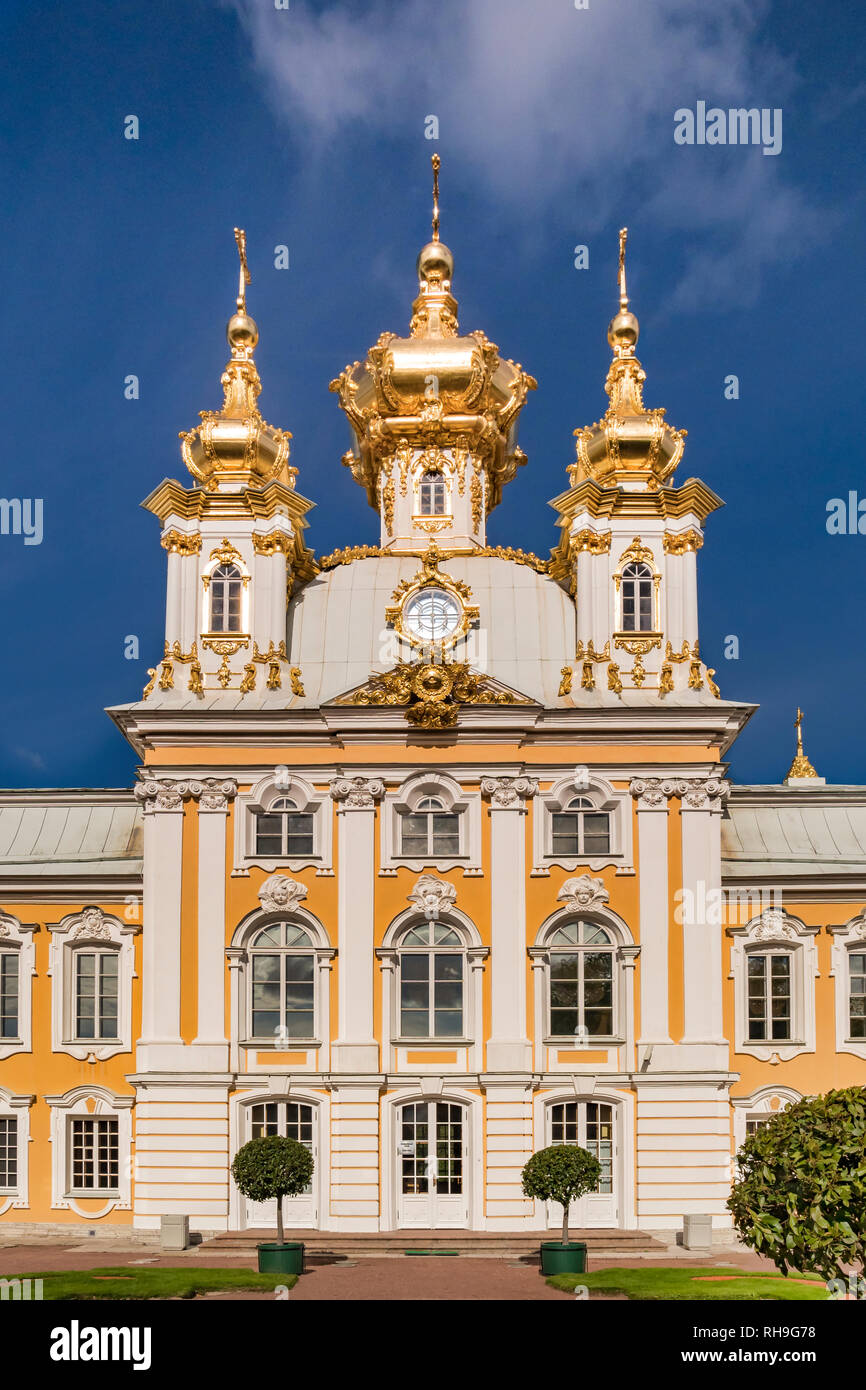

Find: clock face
<box><xmin>403</xmin><ymin>587</ymin><xmax>463</xmax><ymax>644</ymax></box>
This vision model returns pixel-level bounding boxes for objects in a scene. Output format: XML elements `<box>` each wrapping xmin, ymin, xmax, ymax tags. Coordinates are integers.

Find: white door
<box><xmin>243</xmin><ymin>1101</ymin><xmax>318</xmax><ymax>1229</ymax></box>
<box><xmin>397</xmin><ymin>1101</ymin><xmax>468</xmax><ymax>1229</ymax></box>
<box><xmin>546</xmin><ymin>1101</ymin><xmax>617</xmax><ymax>1228</ymax></box>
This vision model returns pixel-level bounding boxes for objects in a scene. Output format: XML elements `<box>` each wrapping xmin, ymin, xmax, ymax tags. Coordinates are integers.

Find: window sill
<box><xmin>544</xmin><ymin>1037</ymin><xmax>624</xmax><ymax>1048</ymax></box>
<box><xmin>393</xmin><ymin>1038</ymin><xmax>473</xmax><ymax>1047</ymax></box>
<box><xmin>241</xmin><ymin>1040</ymin><xmax>321</xmax><ymax>1050</ymax></box>
<box><xmin>66</xmin><ymin>1190</ymin><xmax>120</xmax><ymax>1200</ymax></box>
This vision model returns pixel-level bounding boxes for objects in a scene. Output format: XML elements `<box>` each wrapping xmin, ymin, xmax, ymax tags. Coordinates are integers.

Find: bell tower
<box><xmin>550</xmin><ymin>230</ymin><xmax>723</xmax><ymax>700</ymax></box>
<box><xmin>330</xmin><ymin>157</ymin><xmax>537</xmax><ymax>554</ymax></box>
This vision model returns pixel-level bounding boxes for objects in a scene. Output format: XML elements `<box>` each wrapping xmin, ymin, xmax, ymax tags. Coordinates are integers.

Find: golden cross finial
<box><xmin>795</xmin><ymin>706</ymin><xmax>804</xmax><ymax>754</ymax></box>
<box><xmin>233</xmin><ymin>227</ymin><xmax>251</xmax><ymax>313</ymax></box>
<box><xmin>431</xmin><ymin>154</ymin><xmax>441</xmax><ymax>243</ymax></box>
<box><xmin>618</xmin><ymin>227</ymin><xmax>629</xmax><ymax>309</ymax></box>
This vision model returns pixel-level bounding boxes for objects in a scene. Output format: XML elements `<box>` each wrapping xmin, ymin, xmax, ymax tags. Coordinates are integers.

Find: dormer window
<box><xmin>419</xmin><ymin>472</ymin><xmax>447</xmax><ymax>516</ymax></box>
<box><xmin>255</xmin><ymin>797</ymin><xmax>315</xmax><ymax>858</ymax></box>
<box><xmin>620</xmin><ymin>562</ymin><xmax>653</xmax><ymax>632</ymax></box>
<box><xmin>210</xmin><ymin>563</ymin><xmax>243</xmax><ymax>633</ymax></box>
<box><xmin>551</xmin><ymin>797</ymin><xmax>611</xmax><ymax>857</ymax></box>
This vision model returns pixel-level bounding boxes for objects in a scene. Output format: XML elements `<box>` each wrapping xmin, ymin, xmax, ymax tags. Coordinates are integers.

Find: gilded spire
<box><xmin>786</xmin><ymin>708</ymin><xmax>819</xmax><ymax>780</ymax></box>
<box><xmin>431</xmin><ymin>153</ymin><xmax>441</xmax><ymax>243</ymax></box>
<box><xmin>618</xmin><ymin>227</ymin><xmax>629</xmax><ymax>310</ymax></box>
<box><xmin>178</xmin><ymin>229</ymin><xmax>295</xmax><ymax>492</ymax></box>
<box><xmin>608</xmin><ymin>225</ymin><xmax>640</xmax><ymax>358</ymax></box>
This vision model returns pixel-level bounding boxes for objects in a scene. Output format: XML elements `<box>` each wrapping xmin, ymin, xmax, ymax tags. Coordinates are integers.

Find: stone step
<box><xmin>199</xmin><ymin>1228</ymin><xmax>666</xmax><ymax>1258</ymax></box>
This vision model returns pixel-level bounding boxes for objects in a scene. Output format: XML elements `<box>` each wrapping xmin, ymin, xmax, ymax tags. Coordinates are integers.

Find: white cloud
<box><xmin>229</xmin><ymin>0</ymin><xmax>823</xmax><ymax>308</ymax></box>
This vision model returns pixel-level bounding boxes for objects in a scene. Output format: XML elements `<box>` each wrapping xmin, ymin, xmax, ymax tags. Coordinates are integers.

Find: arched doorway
<box><xmin>396</xmin><ymin>1099</ymin><xmax>468</xmax><ymax>1229</ymax></box>
<box><xmin>240</xmin><ymin>1099</ymin><xmax>319</xmax><ymax>1229</ymax></box>
<box><xmin>545</xmin><ymin>1099</ymin><xmax>618</xmax><ymax>1227</ymax></box>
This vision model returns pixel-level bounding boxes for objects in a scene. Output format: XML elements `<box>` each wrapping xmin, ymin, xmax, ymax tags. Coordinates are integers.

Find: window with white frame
<box><xmin>209</xmin><ymin>563</ymin><xmax>243</xmax><ymax>633</ymax></box>
<box><xmin>746</xmin><ymin>949</ymin><xmax>792</xmax><ymax>1042</ymax></box>
<box><xmin>48</xmin><ymin>909</ymin><xmax>138</xmax><ymax>1061</ymax></box>
<box><xmin>398</xmin><ymin>921</ymin><xmax>464</xmax><ymax>1039</ymax></box>
<box><xmin>400</xmin><ymin>797</ymin><xmax>461</xmax><ymax>858</ymax></box>
<box><xmin>547</xmin><ymin>921</ymin><xmax>616</xmax><ymax>1039</ymax></box>
<box><xmin>848</xmin><ymin>950</ymin><xmax>866</xmax><ymax>1039</ymax></box>
<box><xmin>0</xmin><ymin>950</ymin><xmax>19</xmax><ymax>1039</ymax></box>
<box><xmin>68</xmin><ymin>1117</ymin><xmax>119</xmax><ymax>1194</ymax></box>
<box><xmin>73</xmin><ymin>949</ymin><xmax>119</xmax><ymax>1041</ymax></box>
<box><xmin>418</xmin><ymin>471</ymin><xmax>447</xmax><ymax>516</ymax></box>
<box><xmin>249</xmin><ymin>922</ymin><xmax>316</xmax><ymax>1042</ymax></box>
<box><xmin>255</xmin><ymin>797</ymin><xmax>315</xmax><ymax>858</ymax></box>
<box><xmin>0</xmin><ymin>1116</ymin><xmax>17</xmax><ymax>1192</ymax></box>
<box><xmin>551</xmin><ymin>797</ymin><xmax>611</xmax><ymax>857</ymax></box>
<box><xmin>620</xmin><ymin>562</ymin><xmax>654</xmax><ymax>632</ymax></box>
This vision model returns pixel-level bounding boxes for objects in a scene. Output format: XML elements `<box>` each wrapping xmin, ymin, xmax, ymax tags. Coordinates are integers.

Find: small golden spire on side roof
<box><xmin>786</xmin><ymin>707</ymin><xmax>819</xmax><ymax>780</ymax></box>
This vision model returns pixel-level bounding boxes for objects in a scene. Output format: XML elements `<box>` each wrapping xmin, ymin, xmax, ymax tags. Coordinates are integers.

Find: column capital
<box><xmin>481</xmin><ymin>775</ymin><xmax>539</xmax><ymax>810</ymax></box>
<box><xmin>134</xmin><ymin>777</ymin><xmax>189</xmax><ymax>813</ymax></box>
<box><xmin>629</xmin><ymin>776</ymin><xmax>679</xmax><ymax>810</ymax></box>
<box><xmin>189</xmin><ymin>777</ymin><xmax>238</xmax><ymax>811</ymax></box>
<box><xmin>676</xmin><ymin>776</ymin><xmax>730</xmax><ymax>812</ymax></box>
<box><xmin>330</xmin><ymin>775</ymin><xmax>385</xmax><ymax>810</ymax></box>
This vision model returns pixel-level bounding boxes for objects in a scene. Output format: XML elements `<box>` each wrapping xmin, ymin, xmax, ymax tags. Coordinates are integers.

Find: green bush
<box><xmin>231</xmin><ymin>1136</ymin><xmax>314</xmax><ymax>1246</ymax></box>
<box><xmin>522</xmin><ymin>1144</ymin><xmax>602</xmax><ymax>1246</ymax></box>
<box><xmin>728</xmin><ymin>1086</ymin><xmax>866</xmax><ymax>1281</ymax></box>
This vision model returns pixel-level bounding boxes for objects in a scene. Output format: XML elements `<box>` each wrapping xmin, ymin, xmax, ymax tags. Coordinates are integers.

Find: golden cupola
<box><xmin>570</xmin><ymin>229</ymin><xmax>686</xmax><ymax>491</ymax></box>
<box><xmin>330</xmin><ymin>157</ymin><xmax>537</xmax><ymax>552</ymax></box>
<box><xmin>179</xmin><ymin>229</ymin><xmax>296</xmax><ymax>493</ymax></box>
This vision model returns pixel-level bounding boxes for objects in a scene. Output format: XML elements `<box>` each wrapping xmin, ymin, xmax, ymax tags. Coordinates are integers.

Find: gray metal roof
<box><xmin>0</xmin><ymin>793</ymin><xmax>142</xmax><ymax>885</ymax></box>
<box><xmin>723</xmin><ymin>791</ymin><xmax>866</xmax><ymax>882</ymax></box>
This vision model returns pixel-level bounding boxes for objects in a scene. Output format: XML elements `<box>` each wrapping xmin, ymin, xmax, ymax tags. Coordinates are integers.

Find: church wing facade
<box><xmin>1</xmin><ymin>167</ymin><xmax>862</xmax><ymax>1238</ymax></box>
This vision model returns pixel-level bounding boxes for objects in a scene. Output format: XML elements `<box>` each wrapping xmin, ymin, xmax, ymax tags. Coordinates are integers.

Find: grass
<box><xmin>546</xmin><ymin>1266</ymin><xmax>831</xmax><ymax>1301</ymax></box>
<box><xmin>1</xmin><ymin>1266</ymin><xmax>298</xmax><ymax>1301</ymax></box>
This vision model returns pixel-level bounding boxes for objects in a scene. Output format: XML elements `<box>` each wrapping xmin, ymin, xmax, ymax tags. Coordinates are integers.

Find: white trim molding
<box><xmin>380</xmin><ymin>771</ymin><xmax>481</xmax><ymax>876</ymax></box>
<box><xmin>532</xmin><ymin>771</ymin><xmax>632</xmax><ymax>876</ymax></box>
<box><xmin>0</xmin><ymin>911</ymin><xmax>38</xmax><ymax>1060</ymax></box>
<box><xmin>44</xmin><ymin>1084</ymin><xmax>134</xmax><ymax>1218</ymax></box>
<box><xmin>233</xmin><ymin>772</ymin><xmax>333</xmax><ymax>877</ymax></box>
<box><xmin>829</xmin><ymin>912</ymin><xmax>866</xmax><ymax>1061</ymax></box>
<box><xmin>727</xmin><ymin>908</ymin><xmax>819</xmax><ymax>1062</ymax></box>
<box><xmin>0</xmin><ymin>1086</ymin><xmax>35</xmax><ymax>1213</ymax></box>
<box><xmin>47</xmin><ymin>907</ymin><xmax>139</xmax><ymax>1061</ymax></box>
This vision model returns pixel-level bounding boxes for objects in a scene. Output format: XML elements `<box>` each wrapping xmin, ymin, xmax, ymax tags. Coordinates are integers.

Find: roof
<box><xmin>723</xmin><ymin>787</ymin><xmax>866</xmax><ymax>890</ymax></box>
<box><xmin>0</xmin><ymin>791</ymin><xmax>142</xmax><ymax>896</ymax></box>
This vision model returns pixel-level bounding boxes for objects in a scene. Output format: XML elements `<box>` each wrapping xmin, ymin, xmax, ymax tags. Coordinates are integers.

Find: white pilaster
<box><xmin>331</xmin><ymin>776</ymin><xmax>385</xmax><ymax>1073</ymax></box>
<box><xmin>134</xmin><ymin>777</ymin><xmax>187</xmax><ymax>1070</ymax></box>
<box><xmin>192</xmin><ymin>778</ymin><xmax>237</xmax><ymax>1068</ymax></box>
<box><xmin>481</xmin><ymin>776</ymin><xmax>538</xmax><ymax>1072</ymax></box>
<box><xmin>679</xmin><ymin>777</ymin><xmax>728</xmax><ymax>1048</ymax></box>
<box><xmin>630</xmin><ymin>778</ymin><xmax>674</xmax><ymax>1045</ymax></box>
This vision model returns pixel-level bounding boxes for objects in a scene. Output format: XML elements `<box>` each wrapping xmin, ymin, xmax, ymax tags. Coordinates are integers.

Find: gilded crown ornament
<box><xmin>786</xmin><ymin>708</ymin><xmax>820</xmax><ymax>780</ymax></box>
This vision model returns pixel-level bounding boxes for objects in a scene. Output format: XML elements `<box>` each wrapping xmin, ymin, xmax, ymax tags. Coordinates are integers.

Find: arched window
<box><xmin>418</xmin><ymin>471</ymin><xmax>447</xmax><ymax>516</ymax></box>
<box><xmin>250</xmin><ymin>923</ymin><xmax>316</xmax><ymax>1041</ymax></box>
<box><xmin>400</xmin><ymin>796</ymin><xmax>460</xmax><ymax>858</ymax></box>
<box><xmin>548</xmin><ymin>921</ymin><xmax>615</xmax><ymax>1038</ymax></box>
<box><xmin>620</xmin><ymin>562</ymin><xmax>653</xmax><ymax>632</ymax></box>
<box><xmin>551</xmin><ymin>797</ymin><xmax>610</xmax><ymax>857</ymax></box>
<box><xmin>210</xmin><ymin>563</ymin><xmax>243</xmax><ymax>633</ymax></box>
<box><xmin>255</xmin><ymin>798</ymin><xmax>315</xmax><ymax>857</ymax></box>
<box><xmin>399</xmin><ymin>921</ymin><xmax>464</xmax><ymax>1039</ymax></box>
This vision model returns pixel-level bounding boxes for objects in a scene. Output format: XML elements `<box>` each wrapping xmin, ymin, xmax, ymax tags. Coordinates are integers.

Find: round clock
<box><xmin>402</xmin><ymin>587</ymin><xmax>463</xmax><ymax>644</ymax></box>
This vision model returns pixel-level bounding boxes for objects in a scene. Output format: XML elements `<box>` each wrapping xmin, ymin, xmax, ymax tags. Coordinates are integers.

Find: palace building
<box><xmin>1</xmin><ymin>165</ymin><xmax>864</xmax><ymax>1239</ymax></box>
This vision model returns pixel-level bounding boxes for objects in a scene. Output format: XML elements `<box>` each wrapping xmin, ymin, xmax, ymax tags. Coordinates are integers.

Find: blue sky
<box><xmin>0</xmin><ymin>0</ymin><xmax>863</xmax><ymax>787</ymax></box>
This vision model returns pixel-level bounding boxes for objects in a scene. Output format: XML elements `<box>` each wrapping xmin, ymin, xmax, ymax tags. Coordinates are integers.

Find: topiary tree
<box><xmin>522</xmin><ymin>1144</ymin><xmax>602</xmax><ymax>1246</ymax></box>
<box><xmin>728</xmin><ymin>1086</ymin><xmax>866</xmax><ymax>1281</ymax></box>
<box><xmin>231</xmin><ymin>1136</ymin><xmax>314</xmax><ymax>1247</ymax></box>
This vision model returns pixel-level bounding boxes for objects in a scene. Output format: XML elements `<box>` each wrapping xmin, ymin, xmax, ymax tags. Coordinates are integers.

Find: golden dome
<box><xmin>329</xmin><ymin>156</ymin><xmax>536</xmax><ymax>512</ymax></box>
<box><xmin>570</xmin><ymin>229</ymin><xmax>686</xmax><ymax>490</ymax></box>
<box><xmin>179</xmin><ymin>230</ymin><xmax>295</xmax><ymax>493</ymax></box>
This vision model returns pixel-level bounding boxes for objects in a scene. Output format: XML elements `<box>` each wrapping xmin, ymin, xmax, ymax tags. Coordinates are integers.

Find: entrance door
<box><xmin>397</xmin><ymin>1101</ymin><xmax>467</xmax><ymax>1229</ymax></box>
<box><xmin>242</xmin><ymin>1101</ymin><xmax>318</xmax><ymax>1229</ymax></box>
<box><xmin>546</xmin><ymin>1101</ymin><xmax>617</xmax><ymax>1228</ymax></box>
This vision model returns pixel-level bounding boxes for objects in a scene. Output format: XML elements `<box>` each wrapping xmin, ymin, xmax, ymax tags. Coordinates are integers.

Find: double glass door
<box><xmin>546</xmin><ymin>1101</ymin><xmax>617</xmax><ymax>1227</ymax></box>
<box><xmin>397</xmin><ymin>1101</ymin><xmax>467</xmax><ymax>1228</ymax></box>
<box><xmin>242</xmin><ymin>1101</ymin><xmax>317</xmax><ymax>1229</ymax></box>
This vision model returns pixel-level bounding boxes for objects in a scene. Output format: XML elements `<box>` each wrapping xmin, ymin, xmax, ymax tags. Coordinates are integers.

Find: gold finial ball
<box><xmin>227</xmin><ymin>311</ymin><xmax>259</xmax><ymax>352</ymax></box>
<box><xmin>417</xmin><ymin>239</ymin><xmax>454</xmax><ymax>286</ymax></box>
<box><xmin>607</xmin><ymin>309</ymin><xmax>639</xmax><ymax>352</ymax></box>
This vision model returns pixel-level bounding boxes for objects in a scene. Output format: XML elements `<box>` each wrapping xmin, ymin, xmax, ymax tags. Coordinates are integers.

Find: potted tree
<box><xmin>522</xmin><ymin>1143</ymin><xmax>602</xmax><ymax>1275</ymax></box>
<box><xmin>231</xmin><ymin>1135</ymin><xmax>314</xmax><ymax>1275</ymax></box>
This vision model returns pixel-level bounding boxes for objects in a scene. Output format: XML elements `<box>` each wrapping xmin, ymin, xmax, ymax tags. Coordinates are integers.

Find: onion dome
<box><xmin>179</xmin><ymin>228</ymin><xmax>296</xmax><ymax>493</ymax></box>
<box><xmin>329</xmin><ymin>156</ymin><xmax>536</xmax><ymax>513</ymax></box>
<box><xmin>570</xmin><ymin>229</ymin><xmax>686</xmax><ymax>491</ymax></box>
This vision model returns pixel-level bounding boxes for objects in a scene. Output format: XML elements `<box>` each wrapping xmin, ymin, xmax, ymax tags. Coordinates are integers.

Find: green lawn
<box><xmin>1</xmin><ymin>1266</ymin><xmax>298</xmax><ymax>1300</ymax></box>
<box><xmin>547</xmin><ymin>1266</ymin><xmax>830</xmax><ymax>1301</ymax></box>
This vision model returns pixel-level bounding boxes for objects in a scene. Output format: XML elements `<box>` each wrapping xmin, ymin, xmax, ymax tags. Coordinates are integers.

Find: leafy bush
<box><xmin>231</xmin><ymin>1136</ymin><xmax>314</xmax><ymax>1246</ymax></box>
<box><xmin>728</xmin><ymin>1086</ymin><xmax>866</xmax><ymax>1281</ymax></box>
<box><xmin>522</xmin><ymin>1144</ymin><xmax>602</xmax><ymax>1245</ymax></box>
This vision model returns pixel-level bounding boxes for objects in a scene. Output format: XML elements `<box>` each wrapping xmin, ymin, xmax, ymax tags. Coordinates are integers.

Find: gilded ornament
<box><xmin>663</xmin><ymin>529</ymin><xmax>703</xmax><ymax>555</ymax></box>
<box><xmin>558</xmin><ymin>667</ymin><xmax>573</xmax><ymax>697</ymax></box>
<box><xmin>688</xmin><ymin>659</ymin><xmax>704</xmax><ymax>691</ymax></box>
<box><xmin>290</xmin><ymin>667</ymin><xmax>305</xmax><ymax>697</ymax></box>
<box><xmin>618</xmin><ymin>536</ymin><xmax>654</xmax><ymax>567</ymax></box>
<box><xmin>630</xmin><ymin>652</ymin><xmax>647</xmax><ymax>688</ymax></box>
<box><xmin>572</xmin><ymin>528</ymin><xmax>612</xmax><ymax>555</ymax></box>
<box><xmin>252</xmin><ymin>531</ymin><xmax>293</xmax><ymax>557</ymax></box>
<box><xmin>581</xmin><ymin>660</ymin><xmax>595</xmax><ymax>691</ymax></box>
<box><xmin>142</xmin><ymin>668</ymin><xmax>157</xmax><ymax>699</ymax></box>
<box><xmin>786</xmin><ymin>708</ymin><xmax>819</xmax><ymax>779</ymax></box>
<box><xmin>344</xmin><ymin>658</ymin><xmax>529</xmax><ymax>728</ymax></box>
<box><xmin>658</xmin><ymin>662</ymin><xmax>674</xmax><ymax>696</ymax></box>
<box><xmin>381</xmin><ymin>476</ymin><xmax>395</xmax><ymax>536</ymax></box>
<box><xmin>239</xmin><ymin>662</ymin><xmax>256</xmax><ymax>695</ymax></box>
<box><xmin>706</xmin><ymin>668</ymin><xmax>721</xmax><ymax>699</ymax></box>
<box><xmin>608</xmin><ymin>662</ymin><xmax>623</xmax><ymax>695</ymax></box>
<box><xmin>161</xmin><ymin>530</ymin><xmax>202</xmax><ymax>556</ymax></box>
<box><xmin>665</xmin><ymin>639</ymin><xmax>691</xmax><ymax>663</ymax></box>
<box><xmin>470</xmin><ymin>473</ymin><xmax>484</xmax><ymax>532</ymax></box>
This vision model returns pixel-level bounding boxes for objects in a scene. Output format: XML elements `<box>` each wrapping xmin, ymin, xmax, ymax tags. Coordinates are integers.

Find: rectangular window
<box><xmin>0</xmin><ymin>1116</ymin><xmax>17</xmax><ymax>1191</ymax></box>
<box><xmin>69</xmin><ymin>1117</ymin><xmax>119</xmax><ymax>1193</ymax></box>
<box><xmin>849</xmin><ymin>952</ymin><xmax>866</xmax><ymax>1039</ymax></box>
<box><xmin>0</xmin><ymin>952</ymin><xmax>19</xmax><ymax>1039</ymax></box>
<box><xmin>747</xmin><ymin>953</ymin><xmax>791</xmax><ymax>1041</ymax></box>
<box><xmin>745</xmin><ymin>1115</ymin><xmax>771</xmax><ymax>1137</ymax></box>
<box><xmin>75</xmin><ymin>952</ymin><xmax>119</xmax><ymax>1041</ymax></box>
<box><xmin>550</xmin><ymin>951</ymin><xmax>613</xmax><ymax>1037</ymax></box>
